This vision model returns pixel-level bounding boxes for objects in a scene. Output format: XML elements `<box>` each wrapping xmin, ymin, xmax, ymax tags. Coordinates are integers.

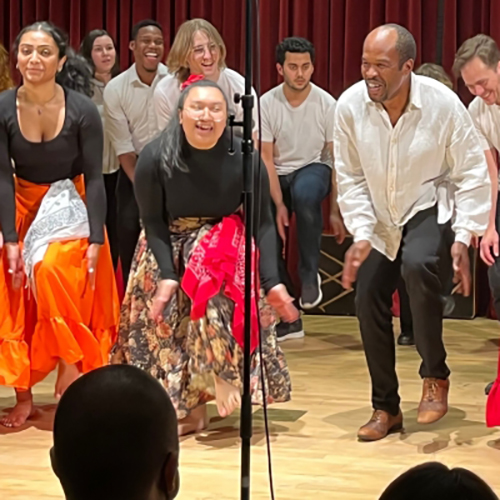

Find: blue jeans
<box><xmin>273</xmin><ymin>162</ymin><xmax>331</xmax><ymax>299</ymax></box>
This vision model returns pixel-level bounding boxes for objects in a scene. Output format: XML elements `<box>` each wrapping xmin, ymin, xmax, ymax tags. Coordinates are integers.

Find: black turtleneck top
<box><xmin>134</xmin><ymin>133</ymin><xmax>280</xmax><ymax>292</ymax></box>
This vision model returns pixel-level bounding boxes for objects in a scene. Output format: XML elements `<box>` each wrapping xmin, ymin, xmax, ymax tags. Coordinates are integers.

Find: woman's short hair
<box><xmin>415</xmin><ymin>63</ymin><xmax>453</xmax><ymax>89</ymax></box>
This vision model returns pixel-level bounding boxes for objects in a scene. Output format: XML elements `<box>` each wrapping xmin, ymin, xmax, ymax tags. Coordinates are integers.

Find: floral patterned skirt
<box><xmin>111</xmin><ymin>217</ymin><xmax>291</xmax><ymax>419</ymax></box>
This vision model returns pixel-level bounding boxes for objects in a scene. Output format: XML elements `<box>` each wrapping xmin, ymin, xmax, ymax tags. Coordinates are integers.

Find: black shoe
<box><xmin>276</xmin><ymin>318</ymin><xmax>305</xmax><ymax>342</ymax></box>
<box><xmin>486</xmin><ymin>381</ymin><xmax>494</xmax><ymax>395</ymax></box>
<box><xmin>300</xmin><ymin>273</ymin><xmax>323</xmax><ymax>309</ymax></box>
<box><xmin>397</xmin><ymin>331</ymin><xmax>415</xmax><ymax>346</ymax></box>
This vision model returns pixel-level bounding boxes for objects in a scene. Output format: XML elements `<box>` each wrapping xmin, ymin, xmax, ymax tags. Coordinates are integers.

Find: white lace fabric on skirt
<box><xmin>22</xmin><ymin>179</ymin><xmax>90</xmax><ymax>297</ymax></box>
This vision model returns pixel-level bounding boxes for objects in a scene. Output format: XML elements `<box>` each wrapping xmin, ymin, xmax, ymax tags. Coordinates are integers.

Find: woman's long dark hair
<box><xmin>13</xmin><ymin>21</ymin><xmax>93</xmax><ymax>97</ymax></box>
<box><xmin>159</xmin><ymin>79</ymin><xmax>231</xmax><ymax>177</ymax></box>
<box><xmin>79</xmin><ymin>29</ymin><xmax>120</xmax><ymax>78</ymax></box>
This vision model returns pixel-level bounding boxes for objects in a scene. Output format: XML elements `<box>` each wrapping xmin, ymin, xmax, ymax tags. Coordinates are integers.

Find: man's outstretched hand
<box><xmin>451</xmin><ymin>241</ymin><xmax>471</xmax><ymax>297</ymax></box>
<box><xmin>342</xmin><ymin>240</ymin><xmax>372</xmax><ymax>289</ymax></box>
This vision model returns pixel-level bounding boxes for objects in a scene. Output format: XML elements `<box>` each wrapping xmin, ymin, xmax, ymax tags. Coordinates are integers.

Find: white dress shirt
<box><xmin>468</xmin><ymin>96</ymin><xmax>500</xmax><ymax>183</ymax></box>
<box><xmin>334</xmin><ymin>73</ymin><xmax>490</xmax><ymax>260</ymax></box>
<box><xmin>103</xmin><ymin>63</ymin><xmax>168</xmax><ymax>156</ymax></box>
<box><xmin>153</xmin><ymin>67</ymin><xmax>258</xmax><ymax>133</ymax></box>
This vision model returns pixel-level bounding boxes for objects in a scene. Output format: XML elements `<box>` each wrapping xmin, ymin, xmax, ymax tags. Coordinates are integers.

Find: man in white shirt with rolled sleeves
<box><xmin>261</xmin><ymin>37</ymin><xmax>346</xmax><ymax>342</ymax></box>
<box><xmin>104</xmin><ymin>20</ymin><xmax>168</xmax><ymax>285</ymax></box>
<box><xmin>454</xmin><ymin>34</ymin><xmax>500</xmax><ymax>405</ymax></box>
<box><xmin>335</xmin><ymin>24</ymin><xmax>490</xmax><ymax>441</ymax></box>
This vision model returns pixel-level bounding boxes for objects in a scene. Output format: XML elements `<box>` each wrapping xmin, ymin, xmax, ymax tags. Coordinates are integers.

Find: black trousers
<box><xmin>116</xmin><ymin>168</ymin><xmax>141</xmax><ymax>286</ymax></box>
<box><xmin>398</xmin><ymin>220</ymin><xmax>455</xmax><ymax>334</ymax></box>
<box><xmin>488</xmin><ymin>193</ymin><xmax>500</xmax><ymax>319</ymax></box>
<box><xmin>104</xmin><ymin>170</ymin><xmax>119</xmax><ymax>270</ymax></box>
<box><xmin>356</xmin><ymin>206</ymin><xmax>451</xmax><ymax>415</ymax></box>
<box><xmin>397</xmin><ymin>276</ymin><xmax>413</xmax><ymax>335</ymax></box>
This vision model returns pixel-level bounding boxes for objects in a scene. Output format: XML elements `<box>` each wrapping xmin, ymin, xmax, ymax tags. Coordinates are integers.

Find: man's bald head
<box><xmin>361</xmin><ymin>24</ymin><xmax>415</xmax><ymax>104</ymax></box>
<box><xmin>366</xmin><ymin>24</ymin><xmax>417</xmax><ymax>69</ymax></box>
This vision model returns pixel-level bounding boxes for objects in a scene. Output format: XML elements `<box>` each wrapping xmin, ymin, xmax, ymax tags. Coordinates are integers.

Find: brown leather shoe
<box><xmin>357</xmin><ymin>409</ymin><xmax>403</xmax><ymax>441</ymax></box>
<box><xmin>417</xmin><ymin>377</ymin><xmax>449</xmax><ymax>424</ymax></box>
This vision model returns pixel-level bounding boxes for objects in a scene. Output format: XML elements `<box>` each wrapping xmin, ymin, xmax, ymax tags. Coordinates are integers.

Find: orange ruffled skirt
<box><xmin>0</xmin><ymin>176</ymin><xmax>119</xmax><ymax>390</ymax></box>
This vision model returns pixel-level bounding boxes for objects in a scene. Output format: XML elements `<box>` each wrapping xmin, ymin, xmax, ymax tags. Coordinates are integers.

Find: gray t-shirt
<box><xmin>260</xmin><ymin>82</ymin><xmax>336</xmax><ymax>175</ymax></box>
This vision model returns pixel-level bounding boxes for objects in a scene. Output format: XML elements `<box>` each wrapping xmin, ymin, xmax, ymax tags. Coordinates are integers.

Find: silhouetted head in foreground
<box><xmin>379</xmin><ymin>462</ymin><xmax>498</xmax><ymax>500</ymax></box>
<box><xmin>51</xmin><ymin>365</ymin><xmax>179</xmax><ymax>500</ymax></box>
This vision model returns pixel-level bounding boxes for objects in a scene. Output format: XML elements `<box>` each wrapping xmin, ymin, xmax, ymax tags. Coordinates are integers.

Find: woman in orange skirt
<box><xmin>0</xmin><ymin>22</ymin><xmax>119</xmax><ymax>428</ymax></box>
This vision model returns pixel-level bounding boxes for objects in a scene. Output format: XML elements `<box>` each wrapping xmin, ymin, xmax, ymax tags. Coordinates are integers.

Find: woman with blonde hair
<box><xmin>154</xmin><ymin>18</ymin><xmax>256</xmax><ymax>132</ymax></box>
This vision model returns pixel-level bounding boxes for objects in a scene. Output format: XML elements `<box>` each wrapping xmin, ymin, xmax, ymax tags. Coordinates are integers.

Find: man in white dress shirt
<box><xmin>104</xmin><ymin>20</ymin><xmax>167</xmax><ymax>285</ymax></box>
<box><xmin>261</xmin><ymin>37</ymin><xmax>346</xmax><ymax>342</ymax></box>
<box><xmin>454</xmin><ymin>36</ymin><xmax>500</xmax><ymax>365</ymax></box>
<box><xmin>453</xmin><ymin>35</ymin><xmax>500</xmax><ymax>319</ymax></box>
<box><xmin>335</xmin><ymin>24</ymin><xmax>490</xmax><ymax>441</ymax></box>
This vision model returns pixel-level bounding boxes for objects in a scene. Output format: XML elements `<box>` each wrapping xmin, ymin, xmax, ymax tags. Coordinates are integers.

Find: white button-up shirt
<box><xmin>103</xmin><ymin>63</ymin><xmax>168</xmax><ymax>156</ymax></box>
<box><xmin>334</xmin><ymin>73</ymin><xmax>490</xmax><ymax>260</ymax></box>
<box><xmin>468</xmin><ymin>96</ymin><xmax>500</xmax><ymax>183</ymax></box>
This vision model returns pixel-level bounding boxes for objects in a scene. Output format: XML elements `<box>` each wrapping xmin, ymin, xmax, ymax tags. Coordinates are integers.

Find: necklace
<box><xmin>35</xmin><ymin>91</ymin><xmax>57</xmax><ymax>115</ymax></box>
<box><xmin>19</xmin><ymin>88</ymin><xmax>58</xmax><ymax>115</ymax></box>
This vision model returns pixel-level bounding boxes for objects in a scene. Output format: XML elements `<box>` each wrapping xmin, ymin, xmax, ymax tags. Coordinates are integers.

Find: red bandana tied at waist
<box><xmin>181</xmin><ymin>214</ymin><xmax>260</xmax><ymax>353</ymax></box>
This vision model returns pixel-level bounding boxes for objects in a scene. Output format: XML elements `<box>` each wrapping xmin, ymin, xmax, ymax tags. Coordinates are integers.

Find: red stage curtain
<box><xmin>1</xmin><ymin>0</ymin><xmax>500</xmax><ymax>100</ymax></box>
<box><xmin>0</xmin><ymin>0</ymin><xmax>498</xmax><ymax>313</ymax></box>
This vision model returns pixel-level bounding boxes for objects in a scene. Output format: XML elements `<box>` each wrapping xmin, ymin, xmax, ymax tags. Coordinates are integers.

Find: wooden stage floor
<box><xmin>1</xmin><ymin>316</ymin><xmax>500</xmax><ymax>499</ymax></box>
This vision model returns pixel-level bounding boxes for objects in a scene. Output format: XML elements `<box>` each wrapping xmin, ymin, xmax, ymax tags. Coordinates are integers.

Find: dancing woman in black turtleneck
<box><xmin>112</xmin><ymin>80</ymin><xmax>297</xmax><ymax>436</ymax></box>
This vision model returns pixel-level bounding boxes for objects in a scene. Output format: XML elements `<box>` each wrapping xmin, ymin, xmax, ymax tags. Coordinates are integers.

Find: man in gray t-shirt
<box><xmin>261</xmin><ymin>37</ymin><xmax>346</xmax><ymax>342</ymax></box>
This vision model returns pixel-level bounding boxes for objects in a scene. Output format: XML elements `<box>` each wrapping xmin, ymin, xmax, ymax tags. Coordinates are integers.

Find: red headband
<box><xmin>181</xmin><ymin>74</ymin><xmax>205</xmax><ymax>91</ymax></box>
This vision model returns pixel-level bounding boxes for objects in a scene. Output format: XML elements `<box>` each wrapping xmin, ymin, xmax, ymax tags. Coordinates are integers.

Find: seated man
<box><xmin>51</xmin><ymin>365</ymin><xmax>179</xmax><ymax>500</ymax></box>
<box><xmin>261</xmin><ymin>36</ymin><xmax>345</xmax><ymax>341</ymax></box>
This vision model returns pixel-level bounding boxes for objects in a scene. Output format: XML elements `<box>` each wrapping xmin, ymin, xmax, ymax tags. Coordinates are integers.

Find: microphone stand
<box><xmin>228</xmin><ymin>0</ymin><xmax>254</xmax><ymax>499</ymax></box>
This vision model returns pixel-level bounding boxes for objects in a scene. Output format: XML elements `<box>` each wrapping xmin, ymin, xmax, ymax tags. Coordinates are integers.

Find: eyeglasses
<box><xmin>182</xmin><ymin>103</ymin><xmax>226</xmax><ymax>122</ymax></box>
<box><xmin>192</xmin><ymin>42</ymin><xmax>218</xmax><ymax>58</ymax></box>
